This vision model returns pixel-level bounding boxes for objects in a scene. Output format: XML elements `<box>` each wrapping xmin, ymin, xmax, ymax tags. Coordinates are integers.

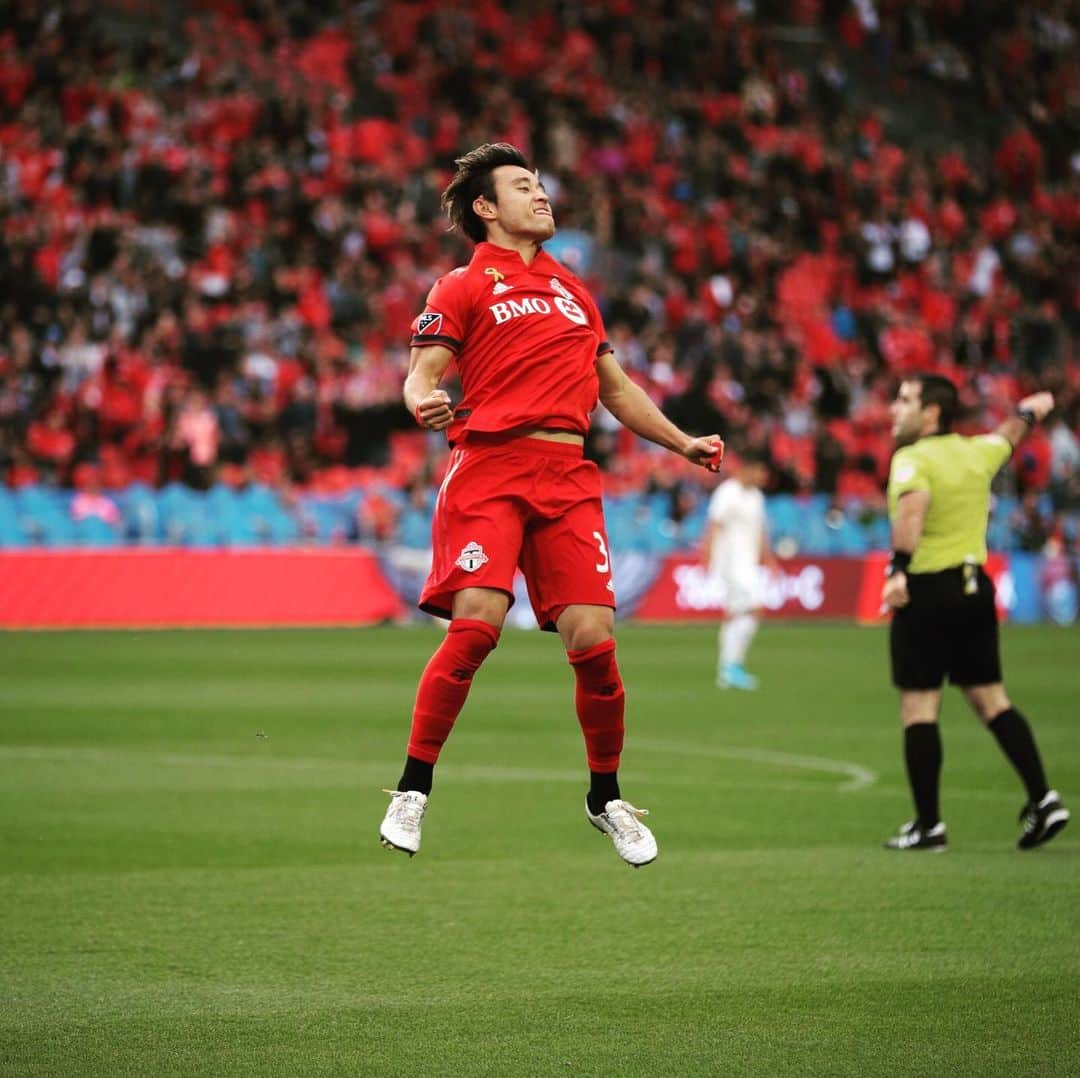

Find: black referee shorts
<box><xmin>890</xmin><ymin>564</ymin><xmax>1002</xmax><ymax>690</ymax></box>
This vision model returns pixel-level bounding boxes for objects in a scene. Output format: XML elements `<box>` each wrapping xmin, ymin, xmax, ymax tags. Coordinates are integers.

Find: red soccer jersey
<box><xmin>409</xmin><ymin>241</ymin><xmax>612</xmax><ymax>443</ymax></box>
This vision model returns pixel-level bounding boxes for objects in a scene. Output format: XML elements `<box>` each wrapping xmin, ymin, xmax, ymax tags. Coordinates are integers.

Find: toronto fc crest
<box><xmin>550</xmin><ymin>276</ymin><xmax>573</xmax><ymax>300</ymax></box>
<box><xmin>455</xmin><ymin>541</ymin><xmax>489</xmax><ymax>573</ymax></box>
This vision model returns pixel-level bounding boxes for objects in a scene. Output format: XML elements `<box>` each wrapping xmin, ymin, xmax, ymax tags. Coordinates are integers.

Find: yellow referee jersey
<box><xmin>886</xmin><ymin>433</ymin><xmax>1012</xmax><ymax>573</ymax></box>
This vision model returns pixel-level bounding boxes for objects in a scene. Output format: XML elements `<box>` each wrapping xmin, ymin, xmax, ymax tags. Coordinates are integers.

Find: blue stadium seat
<box><xmin>679</xmin><ymin>503</ymin><xmax>709</xmax><ymax>545</ymax></box>
<box><xmin>75</xmin><ymin>516</ymin><xmax>122</xmax><ymax>547</ymax></box>
<box><xmin>36</xmin><ymin>512</ymin><xmax>79</xmax><ymax>547</ymax></box>
<box><xmin>11</xmin><ymin>485</ymin><xmax>77</xmax><ymax>545</ymax></box>
<box><xmin>766</xmin><ymin>494</ymin><xmax>802</xmax><ymax>548</ymax></box>
<box><xmin>0</xmin><ymin>488</ymin><xmax>30</xmax><ymax>546</ymax></box>
<box><xmin>115</xmin><ymin>483</ymin><xmax>161</xmax><ymax>544</ymax></box>
<box><xmin>0</xmin><ymin>514</ymin><xmax>30</xmax><ymax>547</ymax></box>
<box><xmin>863</xmin><ymin>514</ymin><xmax>891</xmax><ymax>551</ymax></box>
<box><xmin>396</xmin><ymin>506</ymin><xmax>433</xmax><ymax>548</ymax></box>
<box><xmin>365</xmin><ymin>483</ymin><xmax>404</xmax><ymax>512</ymax></box>
<box><xmin>824</xmin><ymin>517</ymin><xmax>870</xmax><ymax>555</ymax></box>
<box><xmin>215</xmin><ymin>506</ymin><xmax>261</xmax><ymax>546</ymax></box>
<box><xmin>157</xmin><ymin>484</ymin><xmax>216</xmax><ymax>547</ymax></box>
<box><xmin>206</xmin><ymin>485</ymin><xmax>239</xmax><ymax>517</ymax></box>
<box><xmin>603</xmin><ymin>496</ymin><xmax>636</xmax><ymax>549</ymax></box>
<box><xmin>298</xmin><ymin>495</ymin><xmax>352</xmax><ymax>545</ymax></box>
<box><xmin>236</xmin><ymin>484</ymin><xmax>302</xmax><ymax>545</ymax></box>
<box><xmin>796</xmin><ymin>512</ymin><xmax>832</xmax><ymax>555</ymax></box>
<box><xmin>263</xmin><ymin>508</ymin><xmax>302</xmax><ymax>545</ymax></box>
<box><xmin>615</xmin><ymin>496</ymin><xmax>680</xmax><ymax>553</ymax></box>
<box><xmin>14</xmin><ymin>484</ymin><xmax>64</xmax><ymax>518</ymax></box>
<box><xmin>987</xmin><ymin>513</ymin><xmax>1015</xmax><ymax>552</ymax></box>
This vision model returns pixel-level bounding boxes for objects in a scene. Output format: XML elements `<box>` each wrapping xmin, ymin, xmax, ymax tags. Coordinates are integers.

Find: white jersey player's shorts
<box><xmin>715</xmin><ymin>556</ymin><xmax>762</xmax><ymax>616</ymax></box>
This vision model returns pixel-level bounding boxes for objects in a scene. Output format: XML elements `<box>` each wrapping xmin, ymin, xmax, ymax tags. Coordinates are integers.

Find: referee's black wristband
<box><xmin>887</xmin><ymin>550</ymin><xmax>912</xmax><ymax>576</ymax></box>
<box><xmin>1016</xmin><ymin>407</ymin><xmax>1037</xmax><ymax>428</ymax></box>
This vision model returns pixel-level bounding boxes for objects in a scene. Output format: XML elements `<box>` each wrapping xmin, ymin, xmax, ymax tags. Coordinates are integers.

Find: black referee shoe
<box><xmin>1017</xmin><ymin>790</ymin><xmax>1070</xmax><ymax>850</ymax></box>
<box><xmin>884</xmin><ymin>820</ymin><xmax>948</xmax><ymax>852</ymax></box>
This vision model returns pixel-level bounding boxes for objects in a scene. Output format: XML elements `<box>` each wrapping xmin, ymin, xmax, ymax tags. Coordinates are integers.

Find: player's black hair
<box><xmin>741</xmin><ymin>447</ymin><xmax>771</xmax><ymax>468</ymax></box>
<box><xmin>911</xmin><ymin>373</ymin><xmax>959</xmax><ymax>433</ymax></box>
<box><xmin>441</xmin><ymin>143</ymin><xmax>532</xmax><ymax>243</ymax></box>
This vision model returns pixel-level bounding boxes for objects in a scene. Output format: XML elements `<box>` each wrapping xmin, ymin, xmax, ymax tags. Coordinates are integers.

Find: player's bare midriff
<box><xmin>519</xmin><ymin>428</ymin><xmax>584</xmax><ymax>445</ymax></box>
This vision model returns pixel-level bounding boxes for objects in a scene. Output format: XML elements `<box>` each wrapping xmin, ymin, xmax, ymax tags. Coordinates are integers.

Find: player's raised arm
<box><xmin>596</xmin><ymin>351</ymin><xmax>724</xmax><ymax>470</ymax></box>
<box><xmin>995</xmin><ymin>391</ymin><xmax>1055</xmax><ymax>449</ymax></box>
<box><xmin>404</xmin><ymin>344</ymin><xmax>455</xmax><ymax>431</ymax></box>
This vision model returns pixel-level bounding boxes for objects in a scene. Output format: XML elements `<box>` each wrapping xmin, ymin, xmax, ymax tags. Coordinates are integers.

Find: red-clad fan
<box><xmin>378</xmin><ymin>143</ymin><xmax>725</xmax><ymax>867</ymax></box>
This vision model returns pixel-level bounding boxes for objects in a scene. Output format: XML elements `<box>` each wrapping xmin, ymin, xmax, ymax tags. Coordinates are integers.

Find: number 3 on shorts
<box><xmin>592</xmin><ymin>531</ymin><xmax>610</xmax><ymax>573</ymax></box>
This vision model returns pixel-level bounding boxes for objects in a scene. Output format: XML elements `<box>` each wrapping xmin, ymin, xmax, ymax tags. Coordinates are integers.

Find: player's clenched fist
<box><xmin>414</xmin><ymin>390</ymin><xmax>453</xmax><ymax>431</ymax></box>
<box><xmin>683</xmin><ymin>436</ymin><xmax>725</xmax><ymax>472</ymax></box>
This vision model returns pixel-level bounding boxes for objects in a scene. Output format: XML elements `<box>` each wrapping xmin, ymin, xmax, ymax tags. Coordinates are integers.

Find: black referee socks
<box><xmin>904</xmin><ymin>722</ymin><xmax>943</xmax><ymax>829</ymax></box>
<box><xmin>989</xmin><ymin>707</ymin><xmax>1049</xmax><ymax>804</ymax></box>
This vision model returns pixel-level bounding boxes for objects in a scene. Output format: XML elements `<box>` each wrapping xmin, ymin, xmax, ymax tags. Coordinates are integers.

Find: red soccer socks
<box><xmin>406</xmin><ymin>619</ymin><xmax>500</xmax><ymax>765</ymax></box>
<box><xmin>568</xmin><ymin>638</ymin><xmax>625</xmax><ymax>774</ymax></box>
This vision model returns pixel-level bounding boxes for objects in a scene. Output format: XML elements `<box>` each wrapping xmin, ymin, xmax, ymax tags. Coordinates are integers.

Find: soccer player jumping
<box><xmin>882</xmin><ymin>374</ymin><xmax>1069</xmax><ymax>852</ymax></box>
<box><xmin>379</xmin><ymin>144</ymin><xmax>724</xmax><ymax>866</ymax></box>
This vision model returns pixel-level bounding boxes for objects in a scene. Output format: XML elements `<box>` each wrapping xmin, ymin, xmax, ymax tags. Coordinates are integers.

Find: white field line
<box><xmin>0</xmin><ymin>745</ymin><xmax>584</xmax><ymax>784</ymax></box>
<box><xmin>1</xmin><ymin>744</ymin><xmax>1020</xmax><ymax>802</ymax></box>
<box><xmin>0</xmin><ymin>742</ymin><xmax>874</xmax><ymax>791</ymax></box>
<box><xmin>633</xmin><ymin>738</ymin><xmax>878</xmax><ymax>792</ymax></box>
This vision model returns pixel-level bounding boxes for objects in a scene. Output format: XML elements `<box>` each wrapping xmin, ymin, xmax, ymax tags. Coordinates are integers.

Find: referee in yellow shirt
<box><xmin>881</xmin><ymin>374</ymin><xmax>1069</xmax><ymax>852</ymax></box>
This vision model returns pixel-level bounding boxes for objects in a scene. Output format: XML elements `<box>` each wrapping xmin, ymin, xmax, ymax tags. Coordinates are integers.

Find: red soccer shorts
<box><xmin>419</xmin><ymin>434</ymin><xmax>616</xmax><ymax>630</ymax></box>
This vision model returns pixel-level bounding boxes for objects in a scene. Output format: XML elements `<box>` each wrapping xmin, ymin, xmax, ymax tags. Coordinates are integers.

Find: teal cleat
<box><xmin>718</xmin><ymin>663</ymin><xmax>759</xmax><ymax>691</ymax></box>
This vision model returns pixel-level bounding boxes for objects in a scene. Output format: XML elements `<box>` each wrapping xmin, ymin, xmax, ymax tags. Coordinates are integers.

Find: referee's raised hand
<box><xmin>1018</xmin><ymin>391</ymin><xmax>1054</xmax><ymax>422</ymax></box>
<box><xmin>998</xmin><ymin>390</ymin><xmax>1054</xmax><ymax>447</ymax></box>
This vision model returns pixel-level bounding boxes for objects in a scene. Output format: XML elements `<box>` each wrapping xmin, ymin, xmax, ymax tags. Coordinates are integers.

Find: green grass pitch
<box><xmin>1</xmin><ymin>623</ymin><xmax>1077</xmax><ymax>1077</ymax></box>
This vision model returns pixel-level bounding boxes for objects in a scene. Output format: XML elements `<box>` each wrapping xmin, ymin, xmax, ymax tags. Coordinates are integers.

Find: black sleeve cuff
<box><xmin>410</xmin><ymin>334</ymin><xmax>461</xmax><ymax>352</ymax></box>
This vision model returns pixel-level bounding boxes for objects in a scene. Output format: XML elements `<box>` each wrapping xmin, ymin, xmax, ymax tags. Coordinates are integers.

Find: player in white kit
<box><xmin>703</xmin><ymin>450</ymin><xmax>772</xmax><ymax>690</ymax></box>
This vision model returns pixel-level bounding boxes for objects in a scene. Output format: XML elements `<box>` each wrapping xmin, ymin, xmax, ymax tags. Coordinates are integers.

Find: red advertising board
<box><xmin>635</xmin><ymin>553</ymin><xmax>1012</xmax><ymax>622</ymax></box>
<box><xmin>0</xmin><ymin>549</ymin><xmax>406</xmax><ymax>629</ymax></box>
<box><xmin>633</xmin><ymin>555</ymin><xmax>869</xmax><ymax>620</ymax></box>
<box><xmin>0</xmin><ymin>549</ymin><xmax>1015</xmax><ymax>629</ymax></box>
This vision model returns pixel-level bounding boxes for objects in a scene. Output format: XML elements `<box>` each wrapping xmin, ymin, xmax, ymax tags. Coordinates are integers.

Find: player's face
<box><xmin>744</xmin><ymin>462</ymin><xmax>769</xmax><ymax>488</ymax></box>
<box><xmin>891</xmin><ymin>381</ymin><xmax>926</xmax><ymax>446</ymax></box>
<box><xmin>483</xmin><ymin>166</ymin><xmax>555</xmax><ymax>241</ymax></box>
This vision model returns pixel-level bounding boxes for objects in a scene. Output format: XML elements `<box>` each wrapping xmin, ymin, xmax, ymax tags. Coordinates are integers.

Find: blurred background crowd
<box><xmin>0</xmin><ymin>0</ymin><xmax>1077</xmax><ymax>555</ymax></box>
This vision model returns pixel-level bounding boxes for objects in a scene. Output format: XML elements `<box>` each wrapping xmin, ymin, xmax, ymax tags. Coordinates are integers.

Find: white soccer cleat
<box><xmin>586</xmin><ymin>798</ymin><xmax>658</xmax><ymax>867</ymax></box>
<box><xmin>379</xmin><ymin>789</ymin><xmax>428</xmax><ymax>857</ymax></box>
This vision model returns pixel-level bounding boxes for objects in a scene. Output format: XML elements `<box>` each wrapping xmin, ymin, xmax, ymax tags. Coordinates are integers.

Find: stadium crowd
<box><xmin>0</xmin><ymin>0</ymin><xmax>1077</xmax><ymax>552</ymax></box>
